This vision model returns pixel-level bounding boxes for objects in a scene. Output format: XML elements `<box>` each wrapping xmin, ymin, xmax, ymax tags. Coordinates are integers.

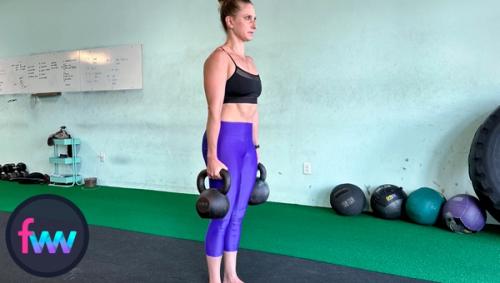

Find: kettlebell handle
<box><xmin>257</xmin><ymin>163</ymin><xmax>267</xmax><ymax>181</ymax></box>
<box><xmin>197</xmin><ymin>169</ymin><xmax>231</xmax><ymax>195</ymax></box>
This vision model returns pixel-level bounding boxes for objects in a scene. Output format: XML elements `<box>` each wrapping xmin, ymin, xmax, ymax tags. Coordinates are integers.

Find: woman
<box><xmin>201</xmin><ymin>0</ymin><xmax>261</xmax><ymax>282</ymax></box>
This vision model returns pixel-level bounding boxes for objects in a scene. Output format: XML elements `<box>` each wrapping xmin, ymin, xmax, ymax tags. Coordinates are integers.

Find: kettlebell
<box><xmin>196</xmin><ymin>169</ymin><xmax>231</xmax><ymax>219</ymax></box>
<box><xmin>249</xmin><ymin>163</ymin><xmax>270</xmax><ymax>205</ymax></box>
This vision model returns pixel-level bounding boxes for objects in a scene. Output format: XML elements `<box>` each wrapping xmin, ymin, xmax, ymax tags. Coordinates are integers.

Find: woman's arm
<box><xmin>252</xmin><ymin>108</ymin><xmax>259</xmax><ymax>162</ymax></box>
<box><xmin>204</xmin><ymin>50</ymin><xmax>229</xmax><ymax>178</ymax></box>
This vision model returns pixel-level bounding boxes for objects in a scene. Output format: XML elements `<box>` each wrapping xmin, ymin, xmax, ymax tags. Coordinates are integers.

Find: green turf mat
<box><xmin>0</xmin><ymin>181</ymin><xmax>498</xmax><ymax>282</ymax></box>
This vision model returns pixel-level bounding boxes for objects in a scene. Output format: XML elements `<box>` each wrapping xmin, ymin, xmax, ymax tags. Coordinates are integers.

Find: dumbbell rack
<box><xmin>49</xmin><ymin>138</ymin><xmax>83</xmax><ymax>187</ymax></box>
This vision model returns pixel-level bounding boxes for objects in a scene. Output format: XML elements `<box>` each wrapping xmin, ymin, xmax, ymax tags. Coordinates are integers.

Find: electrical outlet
<box><xmin>98</xmin><ymin>152</ymin><xmax>106</xmax><ymax>162</ymax></box>
<box><xmin>303</xmin><ymin>162</ymin><xmax>312</xmax><ymax>175</ymax></box>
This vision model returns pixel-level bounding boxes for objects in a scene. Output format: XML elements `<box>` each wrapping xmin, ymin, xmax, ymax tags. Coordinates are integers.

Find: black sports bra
<box><xmin>221</xmin><ymin>48</ymin><xmax>262</xmax><ymax>104</ymax></box>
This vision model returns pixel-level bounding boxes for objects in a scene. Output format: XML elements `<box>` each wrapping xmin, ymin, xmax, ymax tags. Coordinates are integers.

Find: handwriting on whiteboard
<box><xmin>0</xmin><ymin>44</ymin><xmax>142</xmax><ymax>95</ymax></box>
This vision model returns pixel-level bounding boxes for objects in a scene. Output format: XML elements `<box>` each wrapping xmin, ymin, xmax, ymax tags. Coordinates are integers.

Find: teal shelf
<box><xmin>52</xmin><ymin>138</ymin><xmax>81</xmax><ymax>145</ymax></box>
<box><xmin>49</xmin><ymin>157</ymin><xmax>81</xmax><ymax>164</ymax></box>
<box><xmin>49</xmin><ymin>136</ymin><xmax>83</xmax><ymax>187</ymax></box>
<box><xmin>50</xmin><ymin>175</ymin><xmax>82</xmax><ymax>184</ymax></box>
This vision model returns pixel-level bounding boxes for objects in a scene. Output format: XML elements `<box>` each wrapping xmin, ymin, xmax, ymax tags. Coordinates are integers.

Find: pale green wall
<box><xmin>1</xmin><ymin>1</ymin><xmax>499</xmax><ymax>222</ymax></box>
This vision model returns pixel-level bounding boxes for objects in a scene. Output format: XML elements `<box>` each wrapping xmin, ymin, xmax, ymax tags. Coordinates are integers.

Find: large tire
<box><xmin>468</xmin><ymin>106</ymin><xmax>500</xmax><ymax>222</ymax></box>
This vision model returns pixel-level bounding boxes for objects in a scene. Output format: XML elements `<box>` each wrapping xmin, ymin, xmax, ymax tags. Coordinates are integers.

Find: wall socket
<box><xmin>98</xmin><ymin>152</ymin><xmax>106</xmax><ymax>162</ymax></box>
<box><xmin>303</xmin><ymin>162</ymin><xmax>312</xmax><ymax>175</ymax></box>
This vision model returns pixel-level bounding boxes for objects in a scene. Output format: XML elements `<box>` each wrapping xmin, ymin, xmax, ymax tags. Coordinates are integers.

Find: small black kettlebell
<box><xmin>249</xmin><ymin>163</ymin><xmax>270</xmax><ymax>205</ymax></box>
<box><xmin>196</xmin><ymin>169</ymin><xmax>231</xmax><ymax>219</ymax></box>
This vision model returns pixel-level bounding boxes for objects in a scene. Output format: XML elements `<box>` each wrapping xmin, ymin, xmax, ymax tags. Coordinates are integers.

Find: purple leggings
<box><xmin>202</xmin><ymin>121</ymin><xmax>257</xmax><ymax>257</ymax></box>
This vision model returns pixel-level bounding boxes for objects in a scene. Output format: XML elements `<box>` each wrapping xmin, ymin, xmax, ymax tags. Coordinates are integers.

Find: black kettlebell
<box><xmin>0</xmin><ymin>172</ymin><xmax>8</xmax><ymax>181</ymax></box>
<box><xmin>249</xmin><ymin>163</ymin><xmax>270</xmax><ymax>205</ymax></box>
<box><xmin>15</xmin><ymin>162</ymin><xmax>27</xmax><ymax>172</ymax></box>
<box><xmin>196</xmin><ymin>169</ymin><xmax>231</xmax><ymax>219</ymax></box>
<box><xmin>2</xmin><ymin>163</ymin><xmax>15</xmax><ymax>173</ymax></box>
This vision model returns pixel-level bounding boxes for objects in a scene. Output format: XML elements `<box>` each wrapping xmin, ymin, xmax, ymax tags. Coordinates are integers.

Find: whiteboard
<box><xmin>80</xmin><ymin>45</ymin><xmax>142</xmax><ymax>91</ymax></box>
<box><xmin>0</xmin><ymin>44</ymin><xmax>142</xmax><ymax>95</ymax></box>
<box><xmin>2</xmin><ymin>56</ymin><xmax>31</xmax><ymax>94</ymax></box>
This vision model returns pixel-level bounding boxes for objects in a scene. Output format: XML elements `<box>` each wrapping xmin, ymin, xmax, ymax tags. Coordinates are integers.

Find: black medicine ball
<box><xmin>330</xmin><ymin>183</ymin><xmax>367</xmax><ymax>216</ymax></box>
<box><xmin>370</xmin><ymin>184</ymin><xmax>407</xmax><ymax>219</ymax></box>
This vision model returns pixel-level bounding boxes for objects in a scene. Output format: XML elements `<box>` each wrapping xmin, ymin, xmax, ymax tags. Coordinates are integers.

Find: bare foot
<box><xmin>223</xmin><ymin>274</ymin><xmax>244</xmax><ymax>283</ymax></box>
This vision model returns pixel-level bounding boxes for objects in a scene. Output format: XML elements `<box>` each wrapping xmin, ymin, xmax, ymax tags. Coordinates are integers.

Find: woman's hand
<box><xmin>207</xmin><ymin>157</ymin><xmax>228</xmax><ymax>179</ymax></box>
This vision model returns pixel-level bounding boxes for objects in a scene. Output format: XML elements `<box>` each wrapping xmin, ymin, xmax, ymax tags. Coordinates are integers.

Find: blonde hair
<box><xmin>218</xmin><ymin>0</ymin><xmax>253</xmax><ymax>32</ymax></box>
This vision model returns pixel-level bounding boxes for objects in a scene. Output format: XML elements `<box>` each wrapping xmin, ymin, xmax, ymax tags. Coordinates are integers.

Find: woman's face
<box><xmin>228</xmin><ymin>3</ymin><xmax>256</xmax><ymax>41</ymax></box>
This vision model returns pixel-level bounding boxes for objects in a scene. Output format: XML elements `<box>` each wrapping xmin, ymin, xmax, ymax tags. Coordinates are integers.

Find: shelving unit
<box><xmin>49</xmin><ymin>138</ymin><xmax>83</xmax><ymax>187</ymax></box>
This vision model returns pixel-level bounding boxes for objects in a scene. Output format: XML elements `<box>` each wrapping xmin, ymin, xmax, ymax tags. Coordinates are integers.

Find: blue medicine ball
<box><xmin>405</xmin><ymin>187</ymin><xmax>445</xmax><ymax>225</ymax></box>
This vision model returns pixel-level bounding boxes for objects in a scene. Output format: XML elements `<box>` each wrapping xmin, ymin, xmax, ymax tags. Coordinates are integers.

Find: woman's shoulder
<box><xmin>206</xmin><ymin>47</ymin><xmax>230</xmax><ymax>64</ymax></box>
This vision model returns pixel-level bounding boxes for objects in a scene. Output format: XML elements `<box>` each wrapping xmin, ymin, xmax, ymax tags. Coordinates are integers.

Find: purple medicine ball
<box><xmin>441</xmin><ymin>194</ymin><xmax>486</xmax><ymax>233</ymax></box>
